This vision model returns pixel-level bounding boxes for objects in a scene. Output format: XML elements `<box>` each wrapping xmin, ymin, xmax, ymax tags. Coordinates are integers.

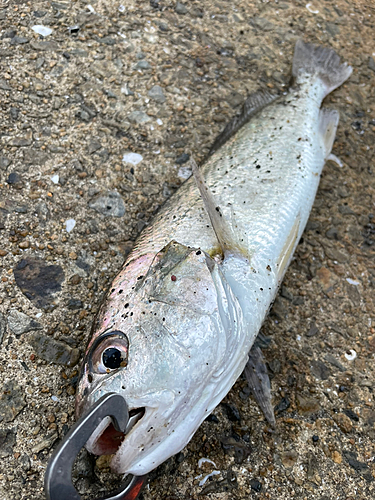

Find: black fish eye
<box><xmin>102</xmin><ymin>347</ymin><xmax>123</xmax><ymax>369</ymax></box>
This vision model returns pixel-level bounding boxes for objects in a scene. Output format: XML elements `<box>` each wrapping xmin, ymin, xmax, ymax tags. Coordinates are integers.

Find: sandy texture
<box><xmin>0</xmin><ymin>1</ymin><xmax>374</xmax><ymax>499</ymax></box>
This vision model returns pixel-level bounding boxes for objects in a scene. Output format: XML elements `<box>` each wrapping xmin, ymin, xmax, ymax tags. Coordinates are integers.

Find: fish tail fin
<box><xmin>292</xmin><ymin>40</ymin><xmax>352</xmax><ymax>96</ymax></box>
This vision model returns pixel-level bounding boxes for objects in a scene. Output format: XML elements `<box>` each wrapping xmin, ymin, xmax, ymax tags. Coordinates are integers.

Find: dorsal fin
<box><xmin>191</xmin><ymin>158</ymin><xmax>243</xmax><ymax>259</ymax></box>
<box><xmin>207</xmin><ymin>90</ymin><xmax>278</xmax><ymax>157</ymax></box>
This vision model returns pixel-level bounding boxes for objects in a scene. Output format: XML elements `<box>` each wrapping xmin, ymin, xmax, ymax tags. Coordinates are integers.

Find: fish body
<box><xmin>76</xmin><ymin>42</ymin><xmax>351</xmax><ymax>476</ymax></box>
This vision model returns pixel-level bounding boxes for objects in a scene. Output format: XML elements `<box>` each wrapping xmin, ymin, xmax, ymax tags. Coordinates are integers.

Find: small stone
<box><xmin>0</xmin><ymin>250</ymin><xmax>8</xmax><ymax>257</ymax></box>
<box><xmin>274</xmin><ymin>397</ymin><xmax>290</xmax><ymax>414</ymax></box>
<box><xmin>175</xmin><ymin>2</ymin><xmax>188</xmax><ymax>14</ymax></box>
<box><xmin>31</xmin><ymin>431</ymin><xmax>58</xmax><ymax>454</ymax></box>
<box><xmin>68</xmin><ymin>298</ymin><xmax>83</xmax><ymax>310</ymax></box>
<box><xmin>69</xmin><ymin>274</ymin><xmax>81</xmax><ymax>285</ymax></box>
<box><xmin>296</xmin><ymin>395</ymin><xmax>320</xmax><ymax>415</ymax></box>
<box><xmin>89</xmin><ymin>191</ymin><xmax>126</xmax><ymax>217</ymax></box>
<box><xmin>0</xmin><ymin>381</ymin><xmax>26</xmax><ymax>423</ymax></box>
<box><xmin>281</xmin><ymin>450</ymin><xmax>298</xmax><ymax>468</ymax></box>
<box><xmin>250</xmin><ymin>479</ymin><xmax>262</xmax><ymax>492</ymax></box>
<box><xmin>333</xmin><ymin>412</ymin><xmax>353</xmax><ymax>433</ymax></box>
<box><xmin>134</xmin><ymin>60</ymin><xmax>151</xmax><ymax>70</ymax></box>
<box><xmin>176</xmin><ymin>153</ymin><xmax>190</xmax><ymax>164</ymax></box>
<box><xmin>324</xmin><ymin>246</ymin><xmax>349</xmax><ymax>263</ymax></box>
<box><xmin>316</xmin><ymin>267</ymin><xmax>337</xmax><ymax>290</ymax></box>
<box><xmin>127</xmin><ymin>111</ymin><xmax>151</xmax><ymax>124</ymax></box>
<box><xmin>310</xmin><ymin>359</ymin><xmax>331</xmax><ymax>380</ymax></box>
<box><xmin>0</xmin><ymin>313</ymin><xmax>6</xmax><ymax>345</ymax></box>
<box><xmin>7</xmin><ymin>172</ymin><xmax>22</xmax><ymax>186</ymax></box>
<box><xmin>88</xmin><ymin>141</ymin><xmax>101</xmax><ymax>154</ymax></box>
<box><xmin>368</xmin><ymin>56</ymin><xmax>375</xmax><ymax>72</ymax></box>
<box><xmin>14</xmin><ymin>257</ymin><xmax>65</xmax><ymax>311</ymax></box>
<box><xmin>0</xmin><ymin>156</ymin><xmax>11</xmax><ymax>168</ymax></box>
<box><xmin>148</xmin><ymin>85</ymin><xmax>166</xmax><ymax>103</ymax></box>
<box><xmin>0</xmin><ymin>429</ymin><xmax>16</xmax><ymax>458</ymax></box>
<box><xmin>225</xmin><ymin>91</ymin><xmax>244</xmax><ymax>108</ymax></box>
<box><xmin>221</xmin><ymin>403</ymin><xmax>241</xmax><ymax>422</ymax></box>
<box><xmin>0</xmin><ymin>80</ymin><xmax>11</xmax><ymax>91</ymax></box>
<box><xmin>332</xmin><ymin>451</ymin><xmax>342</xmax><ymax>464</ymax></box>
<box><xmin>7</xmin><ymin>309</ymin><xmax>42</xmax><ymax>337</ymax></box>
<box><xmin>251</xmin><ymin>17</ymin><xmax>274</xmax><ymax>31</ymax></box>
<box><xmin>29</xmin><ymin>331</ymin><xmax>80</xmax><ymax>367</ymax></box>
<box><xmin>306</xmin><ymin>322</ymin><xmax>319</xmax><ymax>337</ymax></box>
<box><xmin>10</xmin><ymin>36</ymin><xmax>29</xmax><ymax>45</ymax></box>
<box><xmin>8</xmin><ymin>136</ymin><xmax>32</xmax><ymax>147</ymax></box>
<box><xmin>158</xmin><ymin>22</ymin><xmax>169</xmax><ymax>32</ymax></box>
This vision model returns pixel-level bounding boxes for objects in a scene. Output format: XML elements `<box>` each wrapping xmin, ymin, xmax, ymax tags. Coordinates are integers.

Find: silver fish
<box><xmin>76</xmin><ymin>41</ymin><xmax>352</xmax><ymax>476</ymax></box>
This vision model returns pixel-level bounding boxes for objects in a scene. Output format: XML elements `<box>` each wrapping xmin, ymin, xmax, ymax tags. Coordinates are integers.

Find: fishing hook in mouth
<box><xmin>44</xmin><ymin>393</ymin><xmax>147</xmax><ymax>500</ymax></box>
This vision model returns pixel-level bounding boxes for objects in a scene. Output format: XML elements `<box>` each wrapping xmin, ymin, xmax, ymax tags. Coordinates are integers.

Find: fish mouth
<box><xmin>88</xmin><ymin>407</ymin><xmax>146</xmax><ymax>456</ymax></box>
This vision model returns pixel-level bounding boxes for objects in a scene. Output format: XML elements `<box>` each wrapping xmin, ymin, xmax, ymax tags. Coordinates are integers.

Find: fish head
<box><xmin>76</xmin><ymin>241</ymin><xmax>242</xmax><ymax>475</ymax></box>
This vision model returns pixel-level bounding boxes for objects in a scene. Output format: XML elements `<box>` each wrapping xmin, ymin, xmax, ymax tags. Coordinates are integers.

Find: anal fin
<box><xmin>244</xmin><ymin>346</ymin><xmax>276</xmax><ymax>428</ymax></box>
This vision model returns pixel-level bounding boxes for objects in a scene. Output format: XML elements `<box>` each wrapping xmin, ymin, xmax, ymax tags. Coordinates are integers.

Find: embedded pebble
<box><xmin>0</xmin><ymin>381</ymin><xmax>26</xmax><ymax>423</ymax></box>
<box><xmin>7</xmin><ymin>309</ymin><xmax>42</xmax><ymax>337</ymax></box>
<box><xmin>50</xmin><ymin>174</ymin><xmax>59</xmax><ymax>184</ymax></box>
<box><xmin>0</xmin><ymin>429</ymin><xmax>16</xmax><ymax>458</ymax></box>
<box><xmin>31</xmin><ymin>431</ymin><xmax>58</xmax><ymax>454</ymax></box>
<box><xmin>13</xmin><ymin>257</ymin><xmax>65</xmax><ymax>311</ymax></box>
<box><xmin>0</xmin><ymin>313</ymin><xmax>6</xmax><ymax>346</ymax></box>
<box><xmin>127</xmin><ymin>111</ymin><xmax>151</xmax><ymax>124</ymax></box>
<box><xmin>88</xmin><ymin>191</ymin><xmax>125</xmax><ymax>217</ymax></box>
<box><xmin>148</xmin><ymin>85</ymin><xmax>166</xmax><ymax>103</ymax></box>
<box><xmin>29</xmin><ymin>332</ymin><xmax>80</xmax><ymax>367</ymax></box>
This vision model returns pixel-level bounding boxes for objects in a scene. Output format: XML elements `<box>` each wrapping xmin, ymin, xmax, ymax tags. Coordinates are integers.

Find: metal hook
<box><xmin>44</xmin><ymin>393</ymin><xmax>147</xmax><ymax>500</ymax></box>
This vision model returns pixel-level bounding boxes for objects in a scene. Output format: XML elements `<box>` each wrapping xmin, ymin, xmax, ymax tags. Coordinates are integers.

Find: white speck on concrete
<box><xmin>156</xmin><ymin>118</ymin><xmax>163</xmax><ymax>125</ymax></box>
<box><xmin>198</xmin><ymin>458</ymin><xmax>217</xmax><ymax>468</ymax></box>
<box><xmin>32</xmin><ymin>25</ymin><xmax>53</xmax><ymax>37</ymax></box>
<box><xmin>65</xmin><ymin>219</ymin><xmax>76</xmax><ymax>233</ymax></box>
<box><xmin>345</xmin><ymin>349</ymin><xmax>357</xmax><ymax>361</ymax></box>
<box><xmin>122</xmin><ymin>152</ymin><xmax>143</xmax><ymax>165</ymax></box>
<box><xmin>50</xmin><ymin>174</ymin><xmax>59</xmax><ymax>184</ymax></box>
<box><xmin>51</xmin><ymin>395</ymin><xmax>59</xmax><ymax>402</ymax></box>
<box><xmin>199</xmin><ymin>471</ymin><xmax>220</xmax><ymax>486</ymax></box>
<box><xmin>346</xmin><ymin>278</ymin><xmax>360</xmax><ymax>286</ymax></box>
<box><xmin>306</xmin><ymin>3</ymin><xmax>319</xmax><ymax>13</ymax></box>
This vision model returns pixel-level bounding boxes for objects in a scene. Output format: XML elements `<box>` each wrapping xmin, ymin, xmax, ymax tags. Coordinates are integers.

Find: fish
<box><xmin>75</xmin><ymin>41</ymin><xmax>352</xmax><ymax>476</ymax></box>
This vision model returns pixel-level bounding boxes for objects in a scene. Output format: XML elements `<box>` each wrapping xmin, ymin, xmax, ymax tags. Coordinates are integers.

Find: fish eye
<box><xmin>90</xmin><ymin>331</ymin><xmax>129</xmax><ymax>374</ymax></box>
<box><xmin>103</xmin><ymin>347</ymin><xmax>123</xmax><ymax>369</ymax></box>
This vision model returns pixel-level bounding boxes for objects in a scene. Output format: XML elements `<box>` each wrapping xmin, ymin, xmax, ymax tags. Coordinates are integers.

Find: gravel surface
<box><xmin>0</xmin><ymin>1</ymin><xmax>374</xmax><ymax>499</ymax></box>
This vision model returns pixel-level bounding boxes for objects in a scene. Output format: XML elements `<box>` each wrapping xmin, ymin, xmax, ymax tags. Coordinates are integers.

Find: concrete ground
<box><xmin>0</xmin><ymin>0</ymin><xmax>374</xmax><ymax>499</ymax></box>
